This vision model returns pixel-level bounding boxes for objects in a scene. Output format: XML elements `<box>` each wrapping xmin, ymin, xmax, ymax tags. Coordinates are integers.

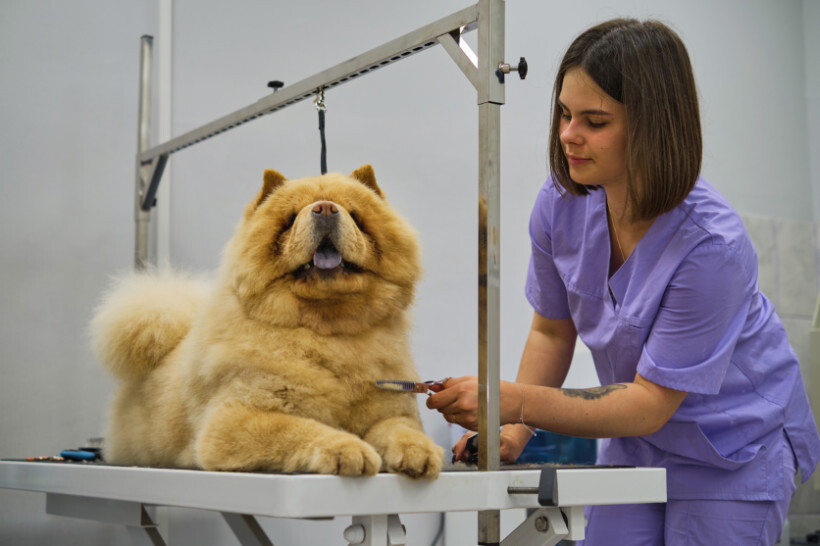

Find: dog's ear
<box><xmin>253</xmin><ymin>169</ymin><xmax>287</xmax><ymax>209</ymax></box>
<box><xmin>350</xmin><ymin>164</ymin><xmax>384</xmax><ymax>199</ymax></box>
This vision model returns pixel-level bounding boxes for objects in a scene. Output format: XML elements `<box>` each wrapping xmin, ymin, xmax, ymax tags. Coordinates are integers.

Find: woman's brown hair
<box><xmin>548</xmin><ymin>19</ymin><xmax>702</xmax><ymax>222</ymax></box>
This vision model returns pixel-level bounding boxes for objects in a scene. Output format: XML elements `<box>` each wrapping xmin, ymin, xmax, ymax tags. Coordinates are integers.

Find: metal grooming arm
<box><xmin>133</xmin><ymin>3</ymin><xmax>486</xmax><ymax>237</ymax></box>
<box><xmin>133</xmin><ymin>1</ymin><xmax>510</xmax><ymax>541</ymax></box>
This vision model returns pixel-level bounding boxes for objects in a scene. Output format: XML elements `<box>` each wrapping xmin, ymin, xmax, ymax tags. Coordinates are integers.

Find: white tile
<box><xmin>742</xmin><ymin>214</ymin><xmax>779</xmax><ymax>307</ymax></box>
<box><xmin>776</xmin><ymin>220</ymin><xmax>818</xmax><ymax>317</ymax></box>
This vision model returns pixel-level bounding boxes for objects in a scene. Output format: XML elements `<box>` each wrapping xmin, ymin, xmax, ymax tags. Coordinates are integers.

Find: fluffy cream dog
<box><xmin>92</xmin><ymin>165</ymin><xmax>443</xmax><ymax>479</ymax></box>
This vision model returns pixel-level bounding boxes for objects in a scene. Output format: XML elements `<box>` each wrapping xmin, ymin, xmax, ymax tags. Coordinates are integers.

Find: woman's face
<box><xmin>558</xmin><ymin>67</ymin><xmax>628</xmax><ymax>190</ymax></box>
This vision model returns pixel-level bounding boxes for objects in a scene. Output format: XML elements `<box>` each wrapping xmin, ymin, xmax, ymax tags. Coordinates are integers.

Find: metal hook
<box><xmin>314</xmin><ymin>87</ymin><xmax>327</xmax><ymax>111</ymax></box>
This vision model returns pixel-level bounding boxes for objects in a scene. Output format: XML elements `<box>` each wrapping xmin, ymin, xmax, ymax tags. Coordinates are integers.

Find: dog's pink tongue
<box><xmin>313</xmin><ymin>248</ymin><xmax>343</xmax><ymax>269</ymax></box>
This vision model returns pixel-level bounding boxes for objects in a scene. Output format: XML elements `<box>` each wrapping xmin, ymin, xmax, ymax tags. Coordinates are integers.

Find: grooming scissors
<box><xmin>374</xmin><ymin>379</ymin><xmax>448</xmax><ymax>395</ymax></box>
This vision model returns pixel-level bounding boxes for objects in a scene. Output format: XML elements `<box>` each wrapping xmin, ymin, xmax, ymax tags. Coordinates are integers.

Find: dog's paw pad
<box><xmin>381</xmin><ymin>434</ymin><xmax>444</xmax><ymax>480</ymax></box>
<box><xmin>310</xmin><ymin>436</ymin><xmax>382</xmax><ymax>477</ymax></box>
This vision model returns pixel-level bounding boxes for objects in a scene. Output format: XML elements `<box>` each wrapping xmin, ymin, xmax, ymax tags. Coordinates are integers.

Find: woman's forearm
<box><xmin>509</xmin><ymin>374</ymin><xmax>687</xmax><ymax>438</ymax></box>
<box><xmin>429</xmin><ymin>312</ymin><xmax>686</xmax><ymax>439</ymax></box>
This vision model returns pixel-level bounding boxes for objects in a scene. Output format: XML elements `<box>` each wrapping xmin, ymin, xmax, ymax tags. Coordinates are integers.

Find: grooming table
<box><xmin>0</xmin><ymin>460</ymin><xmax>665</xmax><ymax>545</ymax></box>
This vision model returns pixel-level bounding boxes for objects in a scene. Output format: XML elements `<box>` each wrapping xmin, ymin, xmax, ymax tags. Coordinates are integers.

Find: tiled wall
<box><xmin>741</xmin><ymin>214</ymin><xmax>818</xmax><ymax>379</ymax></box>
<box><xmin>741</xmin><ymin>213</ymin><xmax>820</xmax><ymax>526</ymax></box>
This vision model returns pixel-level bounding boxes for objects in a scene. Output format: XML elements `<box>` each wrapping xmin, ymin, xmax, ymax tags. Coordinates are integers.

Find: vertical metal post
<box><xmin>476</xmin><ymin>0</ymin><xmax>504</xmax><ymax>544</ymax></box>
<box><xmin>135</xmin><ymin>35</ymin><xmax>153</xmax><ymax>270</ymax></box>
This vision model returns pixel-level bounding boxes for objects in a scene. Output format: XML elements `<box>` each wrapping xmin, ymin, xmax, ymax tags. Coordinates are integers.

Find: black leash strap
<box><xmin>315</xmin><ymin>88</ymin><xmax>327</xmax><ymax>174</ymax></box>
<box><xmin>318</xmin><ymin>109</ymin><xmax>327</xmax><ymax>174</ymax></box>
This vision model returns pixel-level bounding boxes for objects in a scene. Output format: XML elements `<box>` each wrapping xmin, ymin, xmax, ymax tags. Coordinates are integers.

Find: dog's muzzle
<box><xmin>311</xmin><ymin>201</ymin><xmax>343</xmax><ymax>270</ymax></box>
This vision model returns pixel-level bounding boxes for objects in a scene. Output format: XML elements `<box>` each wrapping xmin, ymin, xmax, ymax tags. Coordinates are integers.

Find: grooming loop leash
<box><xmin>314</xmin><ymin>87</ymin><xmax>328</xmax><ymax>174</ymax></box>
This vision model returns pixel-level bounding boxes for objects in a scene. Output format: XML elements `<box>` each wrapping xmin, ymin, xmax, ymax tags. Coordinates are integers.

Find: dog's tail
<box><xmin>91</xmin><ymin>270</ymin><xmax>210</xmax><ymax>381</ymax></box>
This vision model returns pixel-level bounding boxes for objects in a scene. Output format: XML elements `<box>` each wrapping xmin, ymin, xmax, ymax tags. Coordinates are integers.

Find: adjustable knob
<box><xmin>498</xmin><ymin>57</ymin><xmax>528</xmax><ymax>80</ymax></box>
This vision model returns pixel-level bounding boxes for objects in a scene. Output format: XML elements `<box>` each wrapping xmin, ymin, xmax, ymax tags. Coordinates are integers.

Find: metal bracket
<box><xmin>437</xmin><ymin>29</ymin><xmax>480</xmax><ymax>90</ymax></box>
<box><xmin>221</xmin><ymin>513</ymin><xmax>275</xmax><ymax>546</ymax></box>
<box><xmin>343</xmin><ymin>514</ymin><xmax>406</xmax><ymax>546</ymax></box>
<box><xmin>46</xmin><ymin>493</ymin><xmax>167</xmax><ymax>546</ymax></box>
<box><xmin>501</xmin><ymin>507</ymin><xmax>567</xmax><ymax>546</ymax></box>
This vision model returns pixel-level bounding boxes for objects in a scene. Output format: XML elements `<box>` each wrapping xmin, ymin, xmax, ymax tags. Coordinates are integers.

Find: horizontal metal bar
<box><xmin>138</xmin><ymin>4</ymin><xmax>479</xmax><ymax>164</ymax></box>
<box><xmin>551</xmin><ymin>467</ymin><xmax>667</xmax><ymax>507</ymax></box>
<box><xmin>507</xmin><ymin>486</ymin><xmax>539</xmax><ymax>495</ymax></box>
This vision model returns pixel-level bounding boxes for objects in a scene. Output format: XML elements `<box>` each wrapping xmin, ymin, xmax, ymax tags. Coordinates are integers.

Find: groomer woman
<box><xmin>427</xmin><ymin>18</ymin><xmax>820</xmax><ymax>545</ymax></box>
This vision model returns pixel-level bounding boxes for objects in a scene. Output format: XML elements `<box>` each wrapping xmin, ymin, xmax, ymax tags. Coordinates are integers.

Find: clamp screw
<box><xmin>267</xmin><ymin>80</ymin><xmax>284</xmax><ymax>93</ymax></box>
<box><xmin>498</xmin><ymin>57</ymin><xmax>528</xmax><ymax>80</ymax></box>
<box><xmin>534</xmin><ymin>516</ymin><xmax>550</xmax><ymax>533</ymax></box>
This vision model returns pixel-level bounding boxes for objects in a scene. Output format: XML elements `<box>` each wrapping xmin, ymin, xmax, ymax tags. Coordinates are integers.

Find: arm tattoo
<box><xmin>561</xmin><ymin>383</ymin><xmax>627</xmax><ymax>400</ymax></box>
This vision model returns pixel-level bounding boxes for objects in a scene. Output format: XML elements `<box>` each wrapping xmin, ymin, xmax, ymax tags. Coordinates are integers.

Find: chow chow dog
<box><xmin>91</xmin><ymin>165</ymin><xmax>443</xmax><ymax>479</ymax></box>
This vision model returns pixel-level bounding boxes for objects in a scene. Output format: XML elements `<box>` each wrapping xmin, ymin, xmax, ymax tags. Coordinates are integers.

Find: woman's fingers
<box><xmin>452</xmin><ymin>432</ymin><xmax>478</xmax><ymax>463</ymax></box>
<box><xmin>426</xmin><ymin>376</ymin><xmax>480</xmax><ymax>429</ymax></box>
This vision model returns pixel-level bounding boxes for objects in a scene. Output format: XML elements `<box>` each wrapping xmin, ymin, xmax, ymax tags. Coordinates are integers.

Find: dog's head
<box><xmin>222</xmin><ymin>165</ymin><xmax>421</xmax><ymax>335</ymax></box>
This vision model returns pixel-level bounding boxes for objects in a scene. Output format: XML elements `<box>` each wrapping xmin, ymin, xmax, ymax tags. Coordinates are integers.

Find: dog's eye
<box><xmin>282</xmin><ymin>213</ymin><xmax>297</xmax><ymax>232</ymax></box>
<box><xmin>349</xmin><ymin>211</ymin><xmax>365</xmax><ymax>231</ymax></box>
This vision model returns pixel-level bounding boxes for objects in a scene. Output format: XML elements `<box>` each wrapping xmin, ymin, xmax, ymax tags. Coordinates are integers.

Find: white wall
<box><xmin>1</xmin><ymin>1</ymin><xmax>817</xmax><ymax>544</ymax></box>
<box><xmin>806</xmin><ymin>0</ymin><xmax>820</xmax><ymax>221</ymax></box>
<box><xmin>0</xmin><ymin>1</ymin><xmax>156</xmax><ymax>544</ymax></box>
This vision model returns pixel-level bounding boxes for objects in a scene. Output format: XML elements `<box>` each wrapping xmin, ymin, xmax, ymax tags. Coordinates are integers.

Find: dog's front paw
<box><xmin>309</xmin><ymin>434</ymin><xmax>382</xmax><ymax>477</ymax></box>
<box><xmin>380</xmin><ymin>430</ymin><xmax>444</xmax><ymax>480</ymax></box>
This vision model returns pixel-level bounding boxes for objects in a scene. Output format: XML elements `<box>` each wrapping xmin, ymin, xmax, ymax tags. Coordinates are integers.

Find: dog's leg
<box><xmin>364</xmin><ymin>417</ymin><xmax>444</xmax><ymax>480</ymax></box>
<box><xmin>195</xmin><ymin>402</ymin><xmax>382</xmax><ymax>476</ymax></box>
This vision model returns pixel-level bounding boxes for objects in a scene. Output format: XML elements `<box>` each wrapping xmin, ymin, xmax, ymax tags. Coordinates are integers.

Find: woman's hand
<box><xmin>427</xmin><ymin>375</ymin><xmax>544</xmax><ymax>465</ymax></box>
<box><xmin>425</xmin><ymin>376</ymin><xmax>482</xmax><ymax>430</ymax></box>
<box><xmin>450</xmin><ymin>425</ymin><xmax>534</xmax><ymax>464</ymax></box>
<box><xmin>499</xmin><ymin>424</ymin><xmax>534</xmax><ymax>463</ymax></box>
<box><xmin>451</xmin><ymin>431</ymin><xmax>477</xmax><ymax>463</ymax></box>
<box><xmin>426</xmin><ymin>377</ymin><xmax>526</xmax><ymax>431</ymax></box>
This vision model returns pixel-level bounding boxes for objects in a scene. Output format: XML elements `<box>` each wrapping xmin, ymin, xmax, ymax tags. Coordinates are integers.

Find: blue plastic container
<box><xmin>515</xmin><ymin>430</ymin><xmax>597</xmax><ymax>465</ymax></box>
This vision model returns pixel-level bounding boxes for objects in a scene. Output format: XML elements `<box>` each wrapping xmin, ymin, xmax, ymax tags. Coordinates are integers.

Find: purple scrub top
<box><xmin>526</xmin><ymin>176</ymin><xmax>820</xmax><ymax>500</ymax></box>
